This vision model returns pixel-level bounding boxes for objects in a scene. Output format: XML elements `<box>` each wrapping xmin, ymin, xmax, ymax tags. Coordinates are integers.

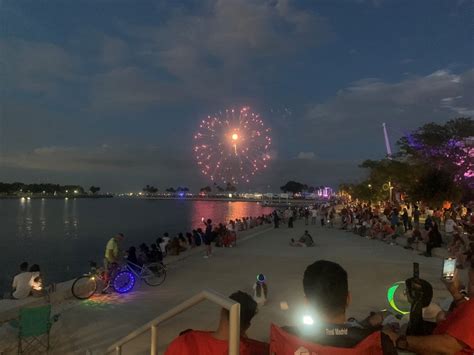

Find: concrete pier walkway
<box><xmin>0</xmin><ymin>219</ymin><xmax>456</xmax><ymax>354</ymax></box>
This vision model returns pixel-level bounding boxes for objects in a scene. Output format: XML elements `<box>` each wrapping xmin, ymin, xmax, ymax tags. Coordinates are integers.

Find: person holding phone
<box><xmin>385</xmin><ymin>263</ymin><xmax>474</xmax><ymax>354</ymax></box>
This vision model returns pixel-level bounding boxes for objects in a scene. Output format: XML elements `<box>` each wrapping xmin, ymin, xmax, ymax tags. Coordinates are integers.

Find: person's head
<box><xmin>20</xmin><ymin>262</ymin><xmax>28</xmax><ymax>272</ymax></box>
<box><xmin>29</xmin><ymin>264</ymin><xmax>40</xmax><ymax>272</ymax></box>
<box><xmin>163</xmin><ymin>232</ymin><xmax>169</xmax><ymax>237</ymax></box>
<box><xmin>207</xmin><ymin>218</ymin><xmax>212</xmax><ymax>224</ymax></box>
<box><xmin>115</xmin><ymin>233</ymin><xmax>125</xmax><ymax>242</ymax></box>
<box><xmin>151</xmin><ymin>243</ymin><xmax>158</xmax><ymax>251</ymax></box>
<box><xmin>178</xmin><ymin>232</ymin><xmax>184</xmax><ymax>238</ymax></box>
<box><xmin>197</xmin><ymin>228</ymin><xmax>203</xmax><ymax>233</ymax></box>
<box><xmin>303</xmin><ymin>260</ymin><xmax>349</xmax><ymax>320</ymax></box>
<box><xmin>139</xmin><ymin>243</ymin><xmax>149</xmax><ymax>251</ymax></box>
<box><xmin>128</xmin><ymin>246</ymin><xmax>136</xmax><ymax>255</ymax></box>
<box><xmin>304</xmin><ymin>230</ymin><xmax>309</xmax><ymax>235</ymax></box>
<box><xmin>221</xmin><ymin>291</ymin><xmax>258</xmax><ymax>333</ymax></box>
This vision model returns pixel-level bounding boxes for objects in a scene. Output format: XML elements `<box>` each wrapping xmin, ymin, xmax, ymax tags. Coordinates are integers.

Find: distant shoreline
<box><xmin>0</xmin><ymin>195</ymin><xmax>113</xmax><ymax>200</ymax></box>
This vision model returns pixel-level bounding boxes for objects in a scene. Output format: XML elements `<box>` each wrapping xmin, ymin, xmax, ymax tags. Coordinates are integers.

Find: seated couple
<box><xmin>290</xmin><ymin>230</ymin><xmax>315</xmax><ymax>247</ymax></box>
<box><xmin>10</xmin><ymin>262</ymin><xmax>43</xmax><ymax>300</ymax></box>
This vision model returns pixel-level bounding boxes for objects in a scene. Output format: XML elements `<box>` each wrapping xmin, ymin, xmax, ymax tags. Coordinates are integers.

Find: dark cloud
<box><xmin>304</xmin><ymin>69</ymin><xmax>474</xmax><ymax>158</ymax></box>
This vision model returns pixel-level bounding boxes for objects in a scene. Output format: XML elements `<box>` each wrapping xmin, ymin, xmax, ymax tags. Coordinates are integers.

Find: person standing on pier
<box><xmin>203</xmin><ymin>218</ymin><xmax>213</xmax><ymax>259</ymax></box>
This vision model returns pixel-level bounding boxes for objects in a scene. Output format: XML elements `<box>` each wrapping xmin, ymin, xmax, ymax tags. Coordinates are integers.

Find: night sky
<box><xmin>1</xmin><ymin>0</ymin><xmax>473</xmax><ymax>192</ymax></box>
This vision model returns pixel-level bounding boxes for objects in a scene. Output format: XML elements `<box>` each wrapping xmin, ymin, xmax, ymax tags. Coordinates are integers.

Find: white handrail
<box><xmin>106</xmin><ymin>289</ymin><xmax>240</xmax><ymax>355</ymax></box>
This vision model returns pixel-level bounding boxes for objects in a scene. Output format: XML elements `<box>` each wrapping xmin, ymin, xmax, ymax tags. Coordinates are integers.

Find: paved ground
<box><xmin>1</xmin><ymin>218</ymin><xmax>459</xmax><ymax>354</ymax></box>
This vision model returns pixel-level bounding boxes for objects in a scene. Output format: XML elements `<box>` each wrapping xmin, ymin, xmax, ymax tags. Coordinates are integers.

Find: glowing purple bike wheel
<box><xmin>113</xmin><ymin>271</ymin><xmax>135</xmax><ymax>294</ymax></box>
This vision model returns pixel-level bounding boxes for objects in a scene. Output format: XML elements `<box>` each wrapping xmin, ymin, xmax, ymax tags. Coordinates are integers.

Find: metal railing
<box><xmin>106</xmin><ymin>289</ymin><xmax>241</xmax><ymax>355</ymax></box>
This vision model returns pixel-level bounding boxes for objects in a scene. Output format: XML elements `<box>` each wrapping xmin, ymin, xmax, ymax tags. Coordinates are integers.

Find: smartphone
<box><xmin>413</xmin><ymin>262</ymin><xmax>419</xmax><ymax>279</ymax></box>
<box><xmin>201</xmin><ymin>217</ymin><xmax>205</xmax><ymax>222</ymax></box>
<box><xmin>442</xmin><ymin>258</ymin><xmax>456</xmax><ymax>281</ymax></box>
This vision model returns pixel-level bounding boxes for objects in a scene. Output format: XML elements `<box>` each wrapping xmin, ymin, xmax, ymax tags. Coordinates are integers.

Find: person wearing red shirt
<box><xmin>165</xmin><ymin>291</ymin><xmax>268</xmax><ymax>355</ymax></box>
<box><xmin>387</xmin><ymin>267</ymin><xmax>474</xmax><ymax>354</ymax></box>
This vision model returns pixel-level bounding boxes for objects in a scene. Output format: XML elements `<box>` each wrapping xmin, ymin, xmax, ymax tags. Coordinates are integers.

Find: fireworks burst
<box><xmin>194</xmin><ymin>107</ymin><xmax>272</xmax><ymax>184</ymax></box>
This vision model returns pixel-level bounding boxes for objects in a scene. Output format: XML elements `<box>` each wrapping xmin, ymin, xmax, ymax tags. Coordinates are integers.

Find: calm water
<box><xmin>0</xmin><ymin>198</ymin><xmax>273</xmax><ymax>294</ymax></box>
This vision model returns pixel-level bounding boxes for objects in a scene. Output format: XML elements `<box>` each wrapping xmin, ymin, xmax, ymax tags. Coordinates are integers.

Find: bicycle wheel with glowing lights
<box><xmin>72</xmin><ymin>275</ymin><xmax>98</xmax><ymax>300</ymax></box>
<box><xmin>113</xmin><ymin>271</ymin><xmax>136</xmax><ymax>294</ymax></box>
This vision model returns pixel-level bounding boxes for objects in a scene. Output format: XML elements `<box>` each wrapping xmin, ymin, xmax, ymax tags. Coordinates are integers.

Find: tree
<box><xmin>143</xmin><ymin>185</ymin><xmax>158</xmax><ymax>194</ymax></box>
<box><xmin>200</xmin><ymin>186</ymin><xmax>212</xmax><ymax>193</ymax></box>
<box><xmin>165</xmin><ymin>187</ymin><xmax>176</xmax><ymax>193</ymax></box>
<box><xmin>408</xmin><ymin>168</ymin><xmax>462</xmax><ymax>207</ymax></box>
<box><xmin>225</xmin><ymin>182</ymin><xmax>237</xmax><ymax>192</ymax></box>
<box><xmin>89</xmin><ymin>186</ymin><xmax>101</xmax><ymax>194</ymax></box>
<box><xmin>280</xmin><ymin>181</ymin><xmax>306</xmax><ymax>194</ymax></box>
<box><xmin>176</xmin><ymin>186</ymin><xmax>190</xmax><ymax>192</ymax></box>
<box><xmin>397</xmin><ymin>117</ymin><xmax>473</xmax><ymax>180</ymax></box>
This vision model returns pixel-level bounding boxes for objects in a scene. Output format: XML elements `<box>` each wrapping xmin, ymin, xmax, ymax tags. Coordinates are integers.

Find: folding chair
<box><xmin>17</xmin><ymin>304</ymin><xmax>52</xmax><ymax>354</ymax></box>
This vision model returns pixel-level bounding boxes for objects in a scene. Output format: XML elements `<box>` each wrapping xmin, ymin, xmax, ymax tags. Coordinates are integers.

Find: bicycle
<box><xmin>72</xmin><ymin>260</ymin><xmax>166</xmax><ymax>299</ymax></box>
<box><xmin>119</xmin><ymin>260</ymin><xmax>167</xmax><ymax>288</ymax></box>
<box><xmin>71</xmin><ymin>261</ymin><xmax>113</xmax><ymax>300</ymax></box>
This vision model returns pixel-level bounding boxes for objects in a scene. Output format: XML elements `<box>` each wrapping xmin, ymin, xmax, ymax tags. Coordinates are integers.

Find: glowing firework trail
<box><xmin>194</xmin><ymin>107</ymin><xmax>272</xmax><ymax>184</ymax></box>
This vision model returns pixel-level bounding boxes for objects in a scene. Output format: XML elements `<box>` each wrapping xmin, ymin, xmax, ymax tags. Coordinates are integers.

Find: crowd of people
<box><xmin>7</xmin><ymin>213</ymin><xmax>274</xmax><ymax>300</ymax></box>
<box><xmin>338</xmin><ymin>202</ymin><xmax>474</xmax><ymax>264</ymax></box>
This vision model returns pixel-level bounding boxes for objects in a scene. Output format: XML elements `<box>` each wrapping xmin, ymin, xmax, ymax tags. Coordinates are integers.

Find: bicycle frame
<box><xmin>122</xmin><ymin>260</ymin><xmax>157</xmax><ymax>280</ymax></box>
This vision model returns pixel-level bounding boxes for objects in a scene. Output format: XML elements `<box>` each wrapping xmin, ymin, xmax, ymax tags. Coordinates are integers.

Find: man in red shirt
<box><xmin>387</xmin><ymin>265</ymin><xmax>474</xmax><ymax>354</ymax></box>
<box><xmin>165</xmin><ymin>291</ymin><xmax>268</xmax><ymax>355</ymax></box>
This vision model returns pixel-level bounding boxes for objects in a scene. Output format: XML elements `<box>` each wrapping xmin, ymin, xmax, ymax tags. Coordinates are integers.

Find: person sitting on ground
<box><xmin>423</xmin><ymin>223</ymin><xmax>443</xmax><ymax>257</ymax></box>
<box><xmin>167</xmin><ymin>237</ymin><xmax>181</xmax><ymax>256</ymax></box>
<box><xmin>126</xmin><ymin>246</ymin><xmax>140</xmax><ymax>265</ymax></box>
<box><xmin>381</xmin><ymin>221</ymin><xmax>394</xmax><ymax>241</ymax></box>
<box><xmin>159</xmin><ymin>233</ymin><xmax>170</xmax><ymax>253</ymax></box>
<box><xmin>290</xmin><ymin>230</ymin><xmax>315</xmax><ymax>247</ymax></box>
<box><xmin>178</xmin><ymin>233</ymin><xmax>188</xmax><ymax>250</ymax></box>
<box><xmin>165</xmin><ymin>291</ymin><xmax>269</xmax><ymax>355</ymax></box>
<box><xmin>11</xmin><ymin>262</ymin><xmax>33</xmax><ymax>300</ymax></box>
<box><xmin>149</xmin><ymin>243</ymin><xmax>164</xmax><ymax>264</ymax></box>
<box><xmin>192</xmin><ymin>229</ymin><xmax>202</xmax><ymax>247</ymax></box>
<box><xmin>138</xmin><ymin>243</ymin><xmax>151</xmax><ymax>264</ymax></box>
<box><xmin>282</xmin><ymin>260</ymin><xmax>396</xmax><ymax>354</ymax></box>
<box><xmin>185</xmin><ymin>232</ymin><xmax>195</xmax><ymax>248</ymax></box>
<box><xmin>386</xmin><ymin>222</ymin><xmax>405</xmax><ymax>244</ymax></box>
<box><xmin>385</xmin><ymin>265</ymin><xmax>474</xmax><ymax>354</ymax></box>
<box><xmin>29</xmin><ymin>264</ymin><xmax>43</xmax><ymax>297</ymax></box>
<box><xmin>405</xmin><ymin>226</ymin><xmax>422</xmax><ymax>249</ymax></box>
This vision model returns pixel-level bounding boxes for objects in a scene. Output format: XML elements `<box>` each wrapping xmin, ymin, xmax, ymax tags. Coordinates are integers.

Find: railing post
<box><xmin>151</xmin><ymin>324</ymin><xmax>158</xmax><ymax>355</ymax></box>
<box><xmin>115</xmin><ymin>345</ymin><xmax>122</xmax><ymax>355</ymax></box>
<box><xmin>228</xmin><ymin>303</ymin><xmax>240</xmax><ymax>355</ymax></box>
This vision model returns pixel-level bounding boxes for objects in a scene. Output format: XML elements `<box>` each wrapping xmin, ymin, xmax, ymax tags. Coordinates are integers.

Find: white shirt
<box><xmin>445</xmin><ymin>219</ymin><xmax>456</xmax><ymax>233</ymax></box>
<box><xmin>12</xmin><ymin>272</ymin><xmax>34</xmax><ymax>299</ymax></box>
<box><xmin>252</xmin><ymin>283</ymin><xmax>267</xmax><ymax>305</ymax></box>
<box><xmin>311</xmin><ymin>209</ymin><xmax>317</xmax><ymax>217</ymax></box>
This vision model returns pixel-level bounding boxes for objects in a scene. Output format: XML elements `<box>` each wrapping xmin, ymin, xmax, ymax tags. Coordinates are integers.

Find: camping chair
<box><xmin>269</xmin><ymin>324</ymin><xmax>384</xmax><ymax>355</ymax></box>
<box><xmin>17</xmin><ymin>304</ymin><xmax>52</xmax><ymax>354</ymax></box>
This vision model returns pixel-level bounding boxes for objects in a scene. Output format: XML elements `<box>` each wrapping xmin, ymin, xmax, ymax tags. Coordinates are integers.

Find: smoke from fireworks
<box><xmin>194</xmin><ymin>107</ymin><xmax>272</xmax><ymax>184</ymax></box>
